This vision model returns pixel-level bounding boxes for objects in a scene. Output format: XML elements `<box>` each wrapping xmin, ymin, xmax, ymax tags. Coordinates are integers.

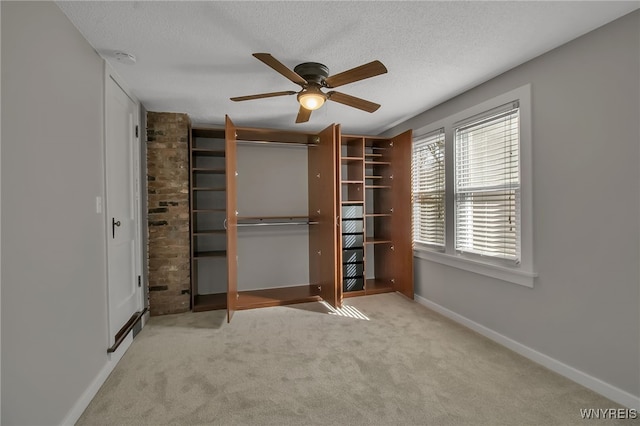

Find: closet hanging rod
<box><xmin>236</xmin><ymin>140</ymin><xmax>314</xmax><ymax>148</ymax></box>
<box><xmin>237</xmin><ymin>221</ymin><xmax>319</xmax><ymax>227</ymax></box>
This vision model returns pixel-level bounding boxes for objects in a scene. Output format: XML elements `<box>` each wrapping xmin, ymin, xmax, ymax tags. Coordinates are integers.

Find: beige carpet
<box><xmin>77</xmin><ymin>293</ymin><xmax>628</xmax><ymax>425</ymax></box>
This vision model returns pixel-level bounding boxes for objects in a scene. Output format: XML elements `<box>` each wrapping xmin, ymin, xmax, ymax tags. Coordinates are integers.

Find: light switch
<box><xmin>96</xmin><ymin>196</ymin><xmax>102</xmax><ymax>214</ymax></box>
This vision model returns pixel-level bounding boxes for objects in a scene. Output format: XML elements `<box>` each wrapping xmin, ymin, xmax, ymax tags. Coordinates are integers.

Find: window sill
<box><xmin>414</xmin><ymin>247</ymin><xmax>537</xmax><ymax>288</ymax></box>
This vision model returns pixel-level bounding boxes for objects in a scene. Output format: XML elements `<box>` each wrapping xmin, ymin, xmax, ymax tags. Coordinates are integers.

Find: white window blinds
<box><xmin>454</xmin><ymin>102</ymin><xmax>520</xmax><ymax>262</ymax></box>
<box><xmin>412</xmin><ymin>128</ymin><xmax>445</xmax><ymax>248</ymax></box>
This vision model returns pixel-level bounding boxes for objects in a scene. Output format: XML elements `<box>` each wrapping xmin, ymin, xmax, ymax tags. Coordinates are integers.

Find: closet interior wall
<box><xmin>235</xmin><ymin>140</ymin><xmax>310</xmax><ymax>292</ymax></box>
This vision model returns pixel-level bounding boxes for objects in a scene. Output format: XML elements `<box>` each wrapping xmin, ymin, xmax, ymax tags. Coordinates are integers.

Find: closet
<box><xmin>189</xmin><ymin>116</ymin><xmax>411</xmax><ymax>321</ymax></box>
<box><xmin>224</xmin><ymin>117</ymin><xmax>337</xmax><ymax>321</ymax></box>
<box><xmin>338</xmin><ymin>132</ymin><xmax>413</xmax><ymax>299</ymax></box>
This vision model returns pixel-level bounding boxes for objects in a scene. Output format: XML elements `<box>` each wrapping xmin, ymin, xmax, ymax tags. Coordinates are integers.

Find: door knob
<box><xmin>112</xmin><ymin>218</ymin><xmax>121</xmax><ymax>239</ymax></box>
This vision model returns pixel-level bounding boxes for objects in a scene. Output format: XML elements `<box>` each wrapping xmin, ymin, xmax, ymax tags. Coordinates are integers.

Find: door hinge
<box><xmin>137</xmin><ymin>275</ymin><xmax>141</xmax><ymax>287</ymax></box>
<box><xmin>135</xmin><ymin>125</ymin><xmax>139</xmax><ymax>138</ymax></box>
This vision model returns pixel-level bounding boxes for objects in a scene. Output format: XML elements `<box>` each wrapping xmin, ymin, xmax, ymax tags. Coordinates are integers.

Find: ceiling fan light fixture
<box><xmin>297</xmin><ymin>88</ymin><xmax>326</xmax><ymax>111</ymax></box>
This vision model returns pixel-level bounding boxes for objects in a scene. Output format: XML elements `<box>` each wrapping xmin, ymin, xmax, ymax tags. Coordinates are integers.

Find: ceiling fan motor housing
<box><xmin>294</xmin><ymin>62</ymin><xmax>330</xmax><ymax>86</ymax></box>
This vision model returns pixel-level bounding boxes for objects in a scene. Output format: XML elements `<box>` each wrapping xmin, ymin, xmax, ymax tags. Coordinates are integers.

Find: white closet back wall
<box><xmin>236</xmin><ymin>142</ymin><xmax>310</xmax><ymax>291</ymax></box>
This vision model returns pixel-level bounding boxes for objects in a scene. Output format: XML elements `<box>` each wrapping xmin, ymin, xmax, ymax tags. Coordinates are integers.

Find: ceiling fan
<box><xmin>230</xmin><ymin>53</ymin><xmax>387</xmax><ymax>123</ymax></box>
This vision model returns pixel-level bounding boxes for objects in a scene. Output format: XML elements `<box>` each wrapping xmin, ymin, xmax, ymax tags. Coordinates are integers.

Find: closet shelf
<box><xmin>341</xmin><ymin>180</ymin><xmax>363</xmax><ymax>184</ymax></box>
<box><xmin>193</xmin><ymin>293</ymin><xmax>226</xmax><ymax>312</ymax></box>
<box><xmin>192</xmin><ymin>149</ymin><xmax>225</xmax><ymax>157</ymax></box>
<box><xmin>365</xmin><ymin>213</ymin><xmax>392</xmax><ymax>217</ymax></box>
<box><xmin>238</xmin><ymin>215</ymin><xmax>309</xmax><ymax>220</ymax></box>
<box><xmin>341</xmin><ymin>200</ymin><xmax>364</xmax><ymax>205</ymax></box>
<box><xmin>194</xmin><ymin>250</ymin><xmax>227</xmax><ymax>258</ymax></box>
<box><xmin>365</xmin><ymin>175</ymin><xmax>383</xmax><ymax>179</ymax></box>
<box><xmin>341</xmin><ymin>156</ymin><xmax>364</xmax><ymax>162</ymax></box>
<box><xmin>193</xmin><ymin>187</ymin><xmax>226</xmax><ymax>191</ymax></box>
<box><xmin>193</xmin><ymin>208</ymin><xmax>226</xmax><ymax>213</ymax></box>
<box><xmin>365</xmin><ymin>278</ymin><xmax>394</xmax><ymax>294</ymax></box>
<box><xmin>237</xmin><ymin>216</ymin><xmax>317</xmax><ymax>227</ymax></box>
<box><xmin>341</xmin><ymin>278</ymin><xmax>395</xmax><ymax>299</ymax></box>
<box><xmin>365</xmin><ymin>161</ymin><xmax>391</xmax><ymax>165</ymax></box>
<box><xmin>192</xmin><ymin>128</ymin><xmax>225</xmax><ymax>139</ymax></box>
<box><xmin>365</xmin><ymin>185</ymin><xmax>391</xmax><ymax>189</ymax></box>
<box><xmin>192</xmin><ymin>168</ymin><xmax>225</xmax><ymax>174</ymax></box>
<box><xmin>236</xmin><ymin>285</ymin><xmax>321</xmax><ymax>310</ymax></box>
<box><xmin>193</xmin><ymin>230</ymin><xmax>226</xmax><ymax>235</ymax></box>
<box><xmin>364</xmin><ymin>237</ymin><xmax>392</xmax><ymax>244</ymax></box>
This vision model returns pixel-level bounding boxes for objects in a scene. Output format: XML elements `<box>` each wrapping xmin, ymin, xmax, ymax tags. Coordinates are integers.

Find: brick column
<box><xmin>146</xmin><ymin>112</ymin><xmax>190</xmax><ymax>315</ymax></box>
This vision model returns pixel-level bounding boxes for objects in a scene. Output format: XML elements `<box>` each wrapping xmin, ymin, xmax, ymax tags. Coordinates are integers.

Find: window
<box><xmin>412</xmin><ymin>128</ymin><xmax>445</xmax><ymax>248</ymax></box>
<box><xmin>454</xmin><ymin>103</ymin><xmax>520</xmax><ymax>262</ymax></box>
<box><xmin>411</xmin><ymin>85</ymin><xmax>535</xmax><ymax>287</ymax></box>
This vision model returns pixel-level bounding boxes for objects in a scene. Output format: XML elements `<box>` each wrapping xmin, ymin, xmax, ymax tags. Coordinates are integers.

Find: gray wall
<box><xmin>385</xmin><ymin>11</ymin><xmax>640</xmax><ymax>399</ymax></box>
<box><xmin>1</xmin><ymin>2</ymin><xmax>109</xmax><ymax>424</ymax></box>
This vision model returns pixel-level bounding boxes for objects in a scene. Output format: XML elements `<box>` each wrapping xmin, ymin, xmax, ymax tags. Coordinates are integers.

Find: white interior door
<box><xmin>105</xmin><ymin>75</ymin><xmax>141</xmax><ymax>345</ymax></box>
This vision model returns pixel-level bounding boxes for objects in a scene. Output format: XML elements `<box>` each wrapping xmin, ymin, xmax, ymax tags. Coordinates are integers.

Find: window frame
<box><xmin>412</xmin><ymin>85</ymin><xmax>536</xmax><ymax>287</ymax></box>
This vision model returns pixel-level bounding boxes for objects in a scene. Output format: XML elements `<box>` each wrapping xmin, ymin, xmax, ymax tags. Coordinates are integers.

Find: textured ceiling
<box><xmin>56</xmin><ymin>1</ymin><xmax>639</xmax><ymax>135</ymax></box>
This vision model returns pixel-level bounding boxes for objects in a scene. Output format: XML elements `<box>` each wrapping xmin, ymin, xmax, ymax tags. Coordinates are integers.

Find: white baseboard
<box><xmin>414</xmin><ymin>294</ymin><xmax>640</xmax><ymax>410</ymax></box>
<box><xmin>60</xmin><ymin>332</ymin><xmax>134</xmax><ymax>425</ymax></box>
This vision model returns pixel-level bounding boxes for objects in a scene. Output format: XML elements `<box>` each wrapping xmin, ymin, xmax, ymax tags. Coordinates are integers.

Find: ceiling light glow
<box><xmin>298</xmin><ymin>88</ymin><xmax>326</xmax><ymax>111</ymax></box>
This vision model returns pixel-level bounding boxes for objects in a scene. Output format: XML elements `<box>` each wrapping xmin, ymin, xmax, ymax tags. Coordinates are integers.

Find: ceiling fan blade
<box><xmin>230</xmin><ymin>91</ymin><xmax>297</xmax><ymax>102</ymax></box>
<box><xmin>324</xmin><ymin>60</ymin><xmax>387</xmax><ymax>88</ymax></box>
<box><xmin>326</xmin><ymin>91</ymin><xmax>381</xmax><ymax>113</ymax></box>
<box><xmin>295</xmin><ymin>106</ymin><xmax>312</xmax><ymax>123</ymax></box>
<box><xmin>253</xmin><ymin>53</ymin><xmax>308</xmax><ymax>87</ymax></box>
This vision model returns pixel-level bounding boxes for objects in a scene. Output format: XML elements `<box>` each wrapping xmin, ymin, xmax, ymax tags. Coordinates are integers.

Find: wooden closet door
<box><xmin>334</xmin><ymin>125</ymin><xmax>344</xmax><ymax>305</ymax></box>
<box><xmin>308</xmin><ymin>124</ymin><xmax>339</xmax><ymax>307</ymax></box>
<box><xmin>390</xmin><ymin>130</ymin><xmax>414</xmax><ymax>298</ymax></box>
<box><xmin>225</xmin><ymin>116</ymin><xmax>238</xmax><ymax>321</ymax></box>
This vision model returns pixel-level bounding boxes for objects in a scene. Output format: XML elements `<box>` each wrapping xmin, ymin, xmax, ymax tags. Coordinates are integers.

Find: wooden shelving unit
<box><xmin>186</xmin><ymin>119</ymin><xmax>412</xmax><ymax>320</ymax></box>
<box><xmin>189</xmin><ymin>127</ymin><xmax>229</xmax><ymax>313</ymax></box>
<box><xmin>338</xmin><ymin>133</ymin><xmax>413</xmax><ymax>300</ymax></box>
<box><xmin>339</xmin><ymin>136</ymin><xmax>366</xmax><ymax>295</ymax></box>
